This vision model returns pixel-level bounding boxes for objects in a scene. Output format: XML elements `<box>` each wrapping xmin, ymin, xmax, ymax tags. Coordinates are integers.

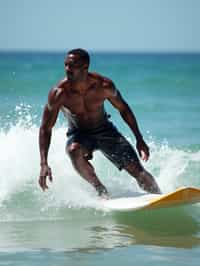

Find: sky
<box><xmin>0</xmin><ymin>0</ymin><xmax>200</xmax><ymax>52</ymax></box>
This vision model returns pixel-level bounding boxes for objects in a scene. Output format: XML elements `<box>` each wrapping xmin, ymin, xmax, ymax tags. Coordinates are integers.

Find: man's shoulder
<box><xmin>48</xmin><ymin>78</ymin><xmax>69</xmax><ymax>107</ymax></box>
<box><xmin>89</xmin><ymin>72</ymin><xmax>114</xmax><ymax>88</ymax></box>
<box><xmin>56</xmin><ymin>77</ymin><xmax>69</xmax><ymax>89</ymax></box>
<box><xmin>50</xmin><ymin>78</ymin><xmax>70</xmax><ymax>95</ymax></box>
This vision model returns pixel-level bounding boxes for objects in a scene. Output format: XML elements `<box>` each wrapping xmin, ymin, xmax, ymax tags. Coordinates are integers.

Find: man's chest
<box><xmin>64</xmin><ymin>89</ymin><xmax>105</xmax><ymax>113</ymax></box>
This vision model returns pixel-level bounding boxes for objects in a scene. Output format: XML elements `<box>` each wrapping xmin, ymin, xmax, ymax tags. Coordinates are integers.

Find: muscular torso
<box><xmin>55</xmin><ymin>73</ymin><xmax>112</xmax><ymax>129</ymax></box>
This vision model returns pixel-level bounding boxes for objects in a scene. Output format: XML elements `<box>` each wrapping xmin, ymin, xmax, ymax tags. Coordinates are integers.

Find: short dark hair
<box><xmin>67</xmin><ymin>48</ymin><xmax>90</xmax><ymax>66</ymax></box>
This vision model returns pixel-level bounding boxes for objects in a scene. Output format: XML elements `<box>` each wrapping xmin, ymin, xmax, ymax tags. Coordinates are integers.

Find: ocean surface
<box><xmin>0</xmin><ymin>51</ymin><xmax>200</xmax><ymax>265</ymax></box>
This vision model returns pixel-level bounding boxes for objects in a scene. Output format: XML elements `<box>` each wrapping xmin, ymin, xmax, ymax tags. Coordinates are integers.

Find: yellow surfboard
<box><xmin>102</xmin><ymin>187</ymin><xmax>200</xmax><ymax>211</ymax></box>
<box><xmin>145</xmin><ymin>187</ymin><xmax>200</xmax><ymax>210</ymax></box>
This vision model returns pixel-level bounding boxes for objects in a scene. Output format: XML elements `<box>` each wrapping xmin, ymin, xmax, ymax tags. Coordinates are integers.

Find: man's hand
<box><xmin>136</xmin><ymin>139</ymin><xmax>150</xmax><ymax>162</ymax></box>
<box><xmin>39</xmin><ymin>164</ymin><xmax>53</xmax><ymax>191</ymax></box>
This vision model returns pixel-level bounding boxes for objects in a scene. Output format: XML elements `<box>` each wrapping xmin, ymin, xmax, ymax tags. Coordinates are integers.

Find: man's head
<box><xmin>67</xmin><ymin>48</ymin><xmax>90</xmax><ymax>66</ymax></box>
<box><xmin>64</xmin><ymin>48</ymin><xmax>90</xmax><ymax>81</ymax></box>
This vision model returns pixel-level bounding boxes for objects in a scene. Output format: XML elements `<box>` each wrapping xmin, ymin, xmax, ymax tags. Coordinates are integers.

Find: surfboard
<box><xmin>102</xmin><ymin>187</ymin><xmax>200</xmax><ymax>211</ymax></box>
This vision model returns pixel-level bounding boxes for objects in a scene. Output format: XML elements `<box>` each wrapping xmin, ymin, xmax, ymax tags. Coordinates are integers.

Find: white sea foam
<box><xmin>0</xmin><ymin>121</ymin><xmax>200</xmax><ymax>221</ymax></box>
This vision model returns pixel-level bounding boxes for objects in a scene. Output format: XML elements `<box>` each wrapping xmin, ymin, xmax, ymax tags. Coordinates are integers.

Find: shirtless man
<box><xmin>39</xmin><ymin>48</ymin><xmax>161</xmax><ymax>196</ymax></box>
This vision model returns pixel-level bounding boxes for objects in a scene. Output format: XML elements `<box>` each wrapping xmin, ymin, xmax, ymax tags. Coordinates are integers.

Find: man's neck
<box><xmin>72</xmin><ymin>74</ymin><xmax>89</xmax><ymax>94</ymax></box>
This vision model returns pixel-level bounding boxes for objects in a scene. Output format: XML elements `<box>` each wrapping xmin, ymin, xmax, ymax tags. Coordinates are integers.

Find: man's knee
<box><xmin>124</xmin><ymin>161</ymin><xmax>144</xmax><ymax>177</ymax></box>
<box><xmin>66</xmin><ymin>142</ymin><xmax>81</xmax><ymax>158</ymax></box>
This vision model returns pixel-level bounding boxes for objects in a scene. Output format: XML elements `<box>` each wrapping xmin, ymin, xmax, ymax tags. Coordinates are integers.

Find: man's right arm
<box><xmin>39</xmin><ymin>88</ymin><xmax>61</xmax><ymax>190</ymax></box>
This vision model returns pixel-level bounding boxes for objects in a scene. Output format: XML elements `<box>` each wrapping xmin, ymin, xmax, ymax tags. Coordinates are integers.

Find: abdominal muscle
<box><xmin>61</xmin><ymin>105</ymin><xmax>108</xmax><ymax>130</ymax></box>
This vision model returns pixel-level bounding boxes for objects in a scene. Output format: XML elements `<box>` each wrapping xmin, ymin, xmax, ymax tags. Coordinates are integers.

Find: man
<box><xmin>39</xmin><ymin>48</ymin><xmax>161</xmax><ymax>197</ymax></box>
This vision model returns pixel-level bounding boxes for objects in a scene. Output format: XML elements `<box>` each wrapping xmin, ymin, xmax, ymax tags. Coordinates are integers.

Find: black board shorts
<box><xmin>66</xmin><ymin>121</ymin><xmax>139</xmax><ymax>170</ymax></box>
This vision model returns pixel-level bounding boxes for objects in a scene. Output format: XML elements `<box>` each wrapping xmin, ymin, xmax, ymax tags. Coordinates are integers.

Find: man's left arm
<box><xmin>105</xmin><ymin>80</ymin><xmax>150</xmax><ymax>161</ymax></box>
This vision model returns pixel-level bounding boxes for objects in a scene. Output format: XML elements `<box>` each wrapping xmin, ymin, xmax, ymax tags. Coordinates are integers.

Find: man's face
<box><xmin>64</xmin><ymin>54</ymin><xmax>86</xmax><ymax>81</ymax></box>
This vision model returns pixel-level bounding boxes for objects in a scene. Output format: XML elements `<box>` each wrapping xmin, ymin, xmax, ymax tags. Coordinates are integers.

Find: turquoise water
<box><xmin>0</xmin><ymin>52</ymin><xmax>200</xmax><ymax>265</ymax></box>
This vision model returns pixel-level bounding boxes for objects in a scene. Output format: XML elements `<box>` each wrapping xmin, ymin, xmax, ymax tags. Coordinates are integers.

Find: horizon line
<box><xmin>0</xmin><ymin>48</ymin><xmax>200</xmax><ymax>54</ymax></box>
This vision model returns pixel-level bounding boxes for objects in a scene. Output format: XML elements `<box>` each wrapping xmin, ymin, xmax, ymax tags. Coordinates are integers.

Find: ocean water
<box><xmin>0</xmin><ymin>51</ymin><xmax>200</xmax><ymax>265</ymax></box>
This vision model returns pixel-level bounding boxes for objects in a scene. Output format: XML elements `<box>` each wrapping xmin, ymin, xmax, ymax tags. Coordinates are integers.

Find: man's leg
<box><xmin>66</xmin><ymin>143</ymin><xmax>108</xmax><ymax>196</ymax></box>
<box><xmin>124</xmin><ymin>161</ymin><xmax>161</xmax><ymax>194</ymax></box>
